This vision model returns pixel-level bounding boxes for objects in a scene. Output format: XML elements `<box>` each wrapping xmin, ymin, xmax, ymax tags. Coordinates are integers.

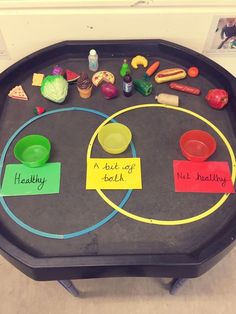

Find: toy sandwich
<box><xmin>155</xmin><ymin>68</ymin><xmax>187</xmax><ymax>83</ymax></box>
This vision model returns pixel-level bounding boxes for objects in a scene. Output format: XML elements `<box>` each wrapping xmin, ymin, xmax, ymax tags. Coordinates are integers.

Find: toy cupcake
<box><xmin>77</xmin><ymin>72</ymin><xmax>92</xmax><ymax>99</ymax></box>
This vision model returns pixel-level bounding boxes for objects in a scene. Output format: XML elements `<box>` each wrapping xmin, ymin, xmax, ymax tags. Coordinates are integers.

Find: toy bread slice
<box><xmin>155</xmin><ymin>68</ymin><xmax>186</xmax><ymax>84</ymax></box>
<box><xmin>8</xmin><ymin>85</ymin><xmax>28</xmax><ymax>100</ymax></box>
<box><xmin>32</xmin><ymin>73</ymin><xmax>45</xmax><ymax>86</ymax></box>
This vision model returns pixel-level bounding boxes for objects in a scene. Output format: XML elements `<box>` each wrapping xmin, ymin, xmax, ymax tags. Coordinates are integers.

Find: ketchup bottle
<box><xmin>123</xmin><ymin>74</ymin><xmax>133</xmax><ymax>97</ymax></box>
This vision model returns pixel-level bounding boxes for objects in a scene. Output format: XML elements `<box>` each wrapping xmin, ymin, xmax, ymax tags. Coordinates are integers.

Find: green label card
<box><xmin>0</xmin><ymin>163</ymin><xmax>61</xmax><ymax>196</ymax></box>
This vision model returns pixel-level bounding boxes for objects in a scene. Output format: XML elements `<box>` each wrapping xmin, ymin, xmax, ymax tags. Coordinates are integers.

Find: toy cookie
<box><xmin>155</xmin><ymin>68</ymin><xmax>186</xmax><ymax>83</ymax></box>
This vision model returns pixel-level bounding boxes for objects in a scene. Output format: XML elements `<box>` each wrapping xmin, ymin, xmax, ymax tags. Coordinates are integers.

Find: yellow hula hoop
<box><xmin>87</xmin><ymin>104</ymin><xmax>236</xmax><ymax>225</ymax></box>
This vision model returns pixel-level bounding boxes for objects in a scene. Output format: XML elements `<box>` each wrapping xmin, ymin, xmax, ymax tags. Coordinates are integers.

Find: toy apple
<box><xmin>205</xmin><ymin>89</ymin><xmax>229</xmax><ymax>109</ymax></box>
<box><xmin>101</xmin><ymin>83</ymin><xmax>118</xmax><ymax>99</ymax></box>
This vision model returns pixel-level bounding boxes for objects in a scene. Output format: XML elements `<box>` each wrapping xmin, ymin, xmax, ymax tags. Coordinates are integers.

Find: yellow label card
<box><xmin>86</xmin><ymin>158</ymin><xmax>142</xmax><ymax>190</ymax></box>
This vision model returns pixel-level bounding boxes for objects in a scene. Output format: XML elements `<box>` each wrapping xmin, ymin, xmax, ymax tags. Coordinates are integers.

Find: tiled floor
<box><xmin>0</xmin><ymin>247</ymin><xmax>235</xmax><ymax>314</ymax></box>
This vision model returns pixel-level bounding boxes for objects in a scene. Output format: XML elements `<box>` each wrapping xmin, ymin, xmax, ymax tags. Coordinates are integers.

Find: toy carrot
<box><xmin>145</xmin><ymin>61</ymin><xmax>160</xmax><ymax>77</ymax></box>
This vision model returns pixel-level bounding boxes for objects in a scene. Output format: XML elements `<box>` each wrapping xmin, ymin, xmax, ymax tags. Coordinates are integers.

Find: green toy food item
<box><xmin>40</xmin><ymin>75</ymin><xmax>68</xmax><ymax>103</ymax></box>
<box><xmin>133</xmin><ymin>78</ymin><xmax>152</xmax><ymax>96</ymax></box>
<box><xmin>120</xmin><ymin>59</ymin><xmax>131</xmax><ymax>77</ymax></box>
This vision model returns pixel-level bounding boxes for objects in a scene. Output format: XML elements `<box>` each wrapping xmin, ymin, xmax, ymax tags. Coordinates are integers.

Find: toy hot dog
<box><xmin>169</xmin><ymin>82</ymin><xmax>201</xmax><ymax>95</ymax></box>
<box><xmin>155</xmin><ymin>68</ymin><xmax>186</xmax><ymax>83</ymax></box>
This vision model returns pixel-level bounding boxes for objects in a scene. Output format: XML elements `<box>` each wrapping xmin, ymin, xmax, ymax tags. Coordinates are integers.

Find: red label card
<box><xmin>173</xmin><ymin>160</ymin><xmax>234</xmax><ymax>193</ymax></box>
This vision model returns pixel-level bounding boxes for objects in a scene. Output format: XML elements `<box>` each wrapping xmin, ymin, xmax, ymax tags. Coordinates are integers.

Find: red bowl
<box><xmin>179</xmin><ymin>130</ymin><xmax>217</xmax><ymax>162</ymax></box>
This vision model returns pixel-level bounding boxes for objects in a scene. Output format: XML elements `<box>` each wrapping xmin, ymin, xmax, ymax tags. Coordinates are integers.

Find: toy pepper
<box><xmin>205</xmin><ymin>89</ymin><xmax>229</xmax><ymax>109</ymax></box>
<box><xmin>133</xmin><ymin>78</ymin><xmax>152</xmax><ymax>96</ymax></box>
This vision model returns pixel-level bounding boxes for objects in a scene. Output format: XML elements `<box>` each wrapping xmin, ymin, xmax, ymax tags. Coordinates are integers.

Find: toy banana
<box><xmin>131</xmin><ymin>55</ymin><xmax>148</xmax><ymax>69</ymax></box>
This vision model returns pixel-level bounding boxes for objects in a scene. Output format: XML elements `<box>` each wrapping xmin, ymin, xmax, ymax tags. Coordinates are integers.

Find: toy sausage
<box><xmin>169</xmin><ymin>82</ymin><xmax>201</xmax><ymax>95</ymax></box>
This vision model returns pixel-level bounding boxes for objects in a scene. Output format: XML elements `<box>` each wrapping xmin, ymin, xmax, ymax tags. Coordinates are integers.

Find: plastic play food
<box><xmin>88</xmin><ymin>49</ymin><xmax>99</xmax><ymax>72</ymax></box>
<box><xmin>98</xmin><ymin>123</ymin><xmax>132</xmax><ymax>154</ymax></box>
<box><xmin>65</xmin><ymin>69</ymin><xmax>80</xmax><ymax>83</ymax></box>
<box><xmin>155</xmin><ymin>93</ymin><xmax>179</xmax><ymax>106</ymax></box>
<box><xmin>155</xmin><ymin>68</ymin><xmax>186</xmax><ymax>83</ymax></box>
<box><xmin>52</xmin><ymin>65</ymin><xmax>64</xmax><ymax>76</ymax></box>
<box><xmin>169</xmin><ymin>82</ymin><xmax>201</xmax><ymax>95</ymax></box>
<box><xmin>77</xmin><ymin>72</ymin><xmax>93</xmax><ymax>98</ymax></box>
<box><xmin>120</xmin><ymin>59</ymin><xmax>131</xmax><ymax>77</ymax></box>
<box><xmin>131</xmin><ymin>55</ymin><xmax>148</xmax><ymax>69</ymax></box>
<box><xmin>14</xmin><ymin>134</ymin><xmax>51</xmax><ymax>167</ymax></box>
<box><xmin>101</xmin><ymin>83</ymin><xmax>119</xmax><ymax>99</ymax></box>
<box><xmin>32</xmin><ymin>73</ymin><xmax>45</xmax><ymax>86</ymax></box>
<box><xmin>33</xmin><ymin>106</ymin><xmax>46</xmax><ymax>115</ymax></box>
<box><xmin>205</xmin><ymin>89</ymin><xmax>229</xmax><ymax>109</ymax></box>
<box><xmin>92</xmin><ymin>71</ymin><xmax>115</xmax><ymax>87</ymax></box>
<box><xmin>8</xmin><ymin>85</ymin><xmax>28</xmax><ymax>100</ymax></box>
<box><xmin>187</xmin><ymin>66</ymin><xmax>199</xmax><ymax>78</ymax></box>
<box><xmin>145</xmin><ymin>61</ymin><xmax>160</xmax><ymax>77</ymax></box>
<box><xmin>179</xmin><ymin>130</ymin><xmax>216</xmax><ymax>162</ymax></box>
<box><xmin>40</xmin><ymin>75</ymin><xmax>68</xmax><ymax>103</ymax></box>
<box><xmin>123</xmin><ymin>74</ymin><xmax>133</xmax><ymax>97</ymax></box>
<box><xmin>133</xmin><ymin>78</ymin><xmax>152</xmax><ymax>96</ymax></box>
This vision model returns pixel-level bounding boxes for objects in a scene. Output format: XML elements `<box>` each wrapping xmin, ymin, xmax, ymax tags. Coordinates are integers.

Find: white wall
<box><xmin>0</xmin><ymin>2</ymin><xmax>236</xmax><ymax>75</ymax></box>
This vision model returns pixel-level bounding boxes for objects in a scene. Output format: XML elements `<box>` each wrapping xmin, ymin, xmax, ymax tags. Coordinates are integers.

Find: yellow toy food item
<box><xmin>131</xmin><ymin>55</ymin><xmax>148</xmax><ymax>69</ymax></box>
<box><xmin>32</xmin><ymin>73</ymin><xmax>45</xmax><ymax>86</ymax></box>
<box><xmin>155</xmin><ymin>68</ymin><xmax>186</xmax><ymax>83</ymax></box>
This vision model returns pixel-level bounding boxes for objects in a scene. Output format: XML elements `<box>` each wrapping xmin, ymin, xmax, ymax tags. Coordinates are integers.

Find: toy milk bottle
<box><xmin>88</xmin><ymin>49</ymin><xmax>99</xmax><ymax>72</ymax></box>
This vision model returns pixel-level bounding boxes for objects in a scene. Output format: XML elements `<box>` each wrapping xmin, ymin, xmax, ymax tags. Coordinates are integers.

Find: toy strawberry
<box><xmin>34</xmin><ymin>106</ymin><xmax>46</xmax><ymax>115</ymax></box>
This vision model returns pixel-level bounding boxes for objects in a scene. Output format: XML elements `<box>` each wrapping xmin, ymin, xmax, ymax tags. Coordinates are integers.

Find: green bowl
<box><xmin>14</xmin><ymin>135</ymin><xmax>51</xmax><ymax>167</ymax></box>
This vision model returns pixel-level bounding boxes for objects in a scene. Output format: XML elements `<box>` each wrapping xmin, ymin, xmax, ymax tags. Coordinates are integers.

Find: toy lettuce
<box><xmin>40</xmin><ymin>75</ymin><xmax>68</xmax><ymax>103</ymax></box>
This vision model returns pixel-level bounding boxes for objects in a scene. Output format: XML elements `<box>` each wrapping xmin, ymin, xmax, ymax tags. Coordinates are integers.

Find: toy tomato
<box><xmin>187</xmin><ymin>66</ymin><xmax>199</xmax><ymax>78</ymax></box>
<box><xmin>205</xmin><ymin>89</ymin><xmax>229</xmax><ymax>109</ymax></box>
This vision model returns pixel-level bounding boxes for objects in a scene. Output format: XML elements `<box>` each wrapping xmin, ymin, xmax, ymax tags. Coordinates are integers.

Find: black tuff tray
<box><xmin>0</xmin><ymin>40</ymin><xmax>236</xmax><ymax>281</ymax></box>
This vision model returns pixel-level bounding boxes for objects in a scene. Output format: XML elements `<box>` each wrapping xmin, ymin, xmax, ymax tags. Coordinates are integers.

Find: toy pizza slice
<box><xmin>8</xmin><ymin>85</ymin><xmax>28</xmax><ymax>100</ymax></box>
<box><xmin>103</xmin><ymin>71</ymin><xmax>115</xmax><ymax>85</ymax></box>
<box><xmin>155</xmin><ymin>68</ymin><xmax>187</xmax><ymax>84</ymax></box>
<box><xmin>65</xmin><ymin>69</ymin><xmax>80</xmax><ymax>83</ymax></box>
<box><xmin>92</xmin><ymin>71</ymin><xmax>115</xmax><ymax>86</ymax></box>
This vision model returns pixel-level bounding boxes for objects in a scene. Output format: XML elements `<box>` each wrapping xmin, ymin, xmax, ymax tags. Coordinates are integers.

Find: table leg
<box><xmin>169</xmin><ymin>278</ymin><xmax>188</xmax><ymax>295</ymax></box>
<box><xmin>58</xmin><ymin>280</ymin><xmax>80</xmax><ymax>297</ymax></box>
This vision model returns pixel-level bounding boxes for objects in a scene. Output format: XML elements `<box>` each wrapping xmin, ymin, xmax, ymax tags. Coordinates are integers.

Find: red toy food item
<box><xmin>34</xmin><ymin>106</ymin><xmax>46</xmax><ymax>115</ymax></box>
<box><xmin>145</xmin><ymin>61</ymin><xmax>160</xmax><ymax>77</ymax></box>
<box><xmin>205</xmin><ymin>89</ymin><xmax>229</xmax><ymax>109</ymax></box>
<box><xmin>101</xmin><ymin>83</ymin><xmax>118</xmax><ymax>99</ymax></box>
<box><xmin>187</xmin><ymin>66</ymin><xmax>199</xmax><ymax>78</ymax></box>
<box><xmin>65</xmin><ymin>69</ymin><xmax>80</xmax><ymax>83</ymax></box>
<box><xmin>169</xmin><ymin>82</ymin><xmax>201</xmax><ymax>95</ymax></box>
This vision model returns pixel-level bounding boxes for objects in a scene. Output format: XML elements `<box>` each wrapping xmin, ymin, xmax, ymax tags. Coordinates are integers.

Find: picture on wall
<box><xmin>203</xmin><ymin>16</ymin><xmax>236</xmax><ymax>54</ymax></box>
